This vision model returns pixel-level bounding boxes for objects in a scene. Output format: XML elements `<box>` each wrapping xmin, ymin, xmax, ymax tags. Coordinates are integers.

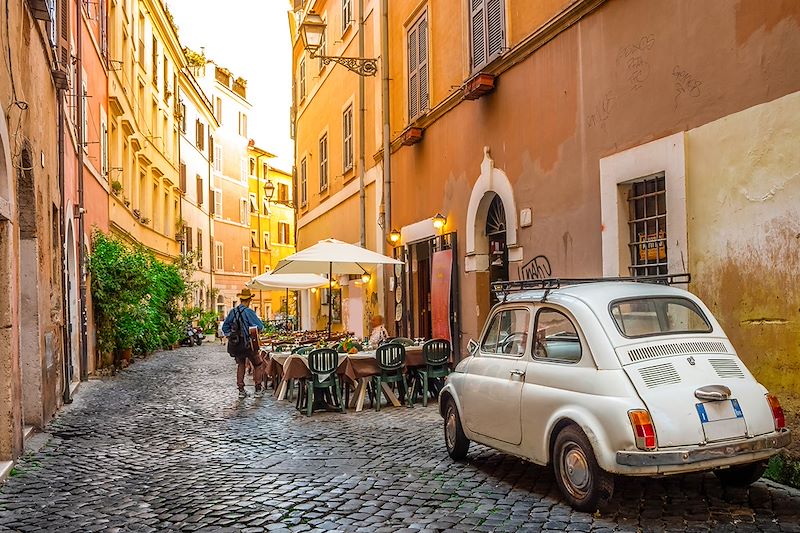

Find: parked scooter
<box><xmin>179</xmin><ymin>323</ymin><xmax>203</xmax><ymax>347</ymax></box>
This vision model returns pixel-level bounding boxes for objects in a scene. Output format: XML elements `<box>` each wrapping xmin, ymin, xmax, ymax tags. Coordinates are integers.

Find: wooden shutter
<box><xmin>179</xmin><ymin>162</ymin><xmax>187</xmax><ymax>192</ymax></box>
<box><xmin>486</xmin><ymin>0</ymin><xmax>504</xmax><ymax>59</ymax></box>
<box><xmin>470</xmin><ymin>0</ymin><xmax>486</xmax><ymax>70</ymax></box>
<box><xmin>408</xmin><ymin>26</ymin><xmax>418</xmax><ymax>121</ymax></box>
<box><xmin>186</xmin><ymin>226</ymin><xmax>193</xmax><ymax>251</ymax></box>
<box><xmin>196</xmin><ymin>175</ymin><xmax>203</xmax><ymax>204</ymax></box>
<box><xmin>59</xmin><ymin>0</ymin><xmax>69</xmax><ymax>69</ymax></box>
<box><xmin>418</xmin><ymin>15</ymin><xmax>429</xmax><ymax>114</ymax></box>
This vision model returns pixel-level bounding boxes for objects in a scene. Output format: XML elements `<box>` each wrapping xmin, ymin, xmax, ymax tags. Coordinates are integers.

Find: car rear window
<box><xmin>610</xmin><ymin>297</ymin><xmax>712</xmax><ymax>338</ymax></box>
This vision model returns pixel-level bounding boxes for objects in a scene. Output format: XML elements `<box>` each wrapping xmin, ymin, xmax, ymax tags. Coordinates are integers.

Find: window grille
<box><xmin>627</xmin><ymin>173</ymin><xmax>667</xmax><ymax>277</ymax></box>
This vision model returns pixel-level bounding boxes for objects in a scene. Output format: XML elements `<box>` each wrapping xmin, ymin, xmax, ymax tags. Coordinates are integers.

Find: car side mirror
<box><xmin>467</xmin><ymin>338</ymin><xmax>479</xmax><ymax>357</ymax></box>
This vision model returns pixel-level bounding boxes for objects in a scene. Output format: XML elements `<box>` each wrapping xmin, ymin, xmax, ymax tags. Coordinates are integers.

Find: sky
<box><xmin>166</xmin><ymin>0</ymin><xmax>294</xmax><ymax>171</ymax></box>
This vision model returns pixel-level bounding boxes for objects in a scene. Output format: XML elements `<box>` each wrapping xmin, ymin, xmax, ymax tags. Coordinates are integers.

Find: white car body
<box><xmin>440</xmin><ymin>282</ymin><xmax>790</xmax><ymax>483</ymax></box>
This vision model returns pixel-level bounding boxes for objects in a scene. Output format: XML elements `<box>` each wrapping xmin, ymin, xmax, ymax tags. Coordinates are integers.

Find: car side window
<box><xmin>481</xmin><ymin>308</ymin><xmax>530</xmax><ymax>356</ymax></box>
<box><xmin>533</xmin><ymin>308</ymin><xmax>582</xmax><ymax>363</ymax></box>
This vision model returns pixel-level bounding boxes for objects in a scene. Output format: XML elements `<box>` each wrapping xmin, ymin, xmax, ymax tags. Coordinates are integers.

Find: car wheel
<box><xmin>553</xmin><ymin>425</ymin><xmax>614</xmax><ymax>512</ymax></box>
<box><xmin>714</xmin><ymin>460</ymin><xmax>768</xmax><ymax>487</ymax></box>
<box><xmin>444</xmin><ymin>399</ymin><xmax>470</xmax><ymax>460</ymax></box>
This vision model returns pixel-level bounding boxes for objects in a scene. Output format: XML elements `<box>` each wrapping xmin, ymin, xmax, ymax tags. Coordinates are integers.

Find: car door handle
<box><xmin>510</xmin><ymin>369</ymin><xmax>526</xmax><ymax>377</ymax></box>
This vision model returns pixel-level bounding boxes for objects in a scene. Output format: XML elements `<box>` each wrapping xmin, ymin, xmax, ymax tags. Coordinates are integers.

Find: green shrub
<box><xmin>765</xmin><ymin>454</ymin><xmax>800</xmax><ymax>489</ymax></box>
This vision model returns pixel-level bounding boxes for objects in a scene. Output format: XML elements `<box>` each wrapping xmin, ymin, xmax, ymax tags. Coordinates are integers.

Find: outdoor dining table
<box><xmin>267</xmin><ymin>345</ymin><xmax>429</xmax><ymax>412</ymax></box>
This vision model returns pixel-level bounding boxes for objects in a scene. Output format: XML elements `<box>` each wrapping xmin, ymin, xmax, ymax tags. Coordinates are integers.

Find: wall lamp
<box><xmin>299</xmin><ymin>11</ymin><xmax>378</xmax><ymax>77</ymax></box>
<box><xmin>432</xmin><ymin>213</ymin><xmax>447</xmax><ymax>230</ymax></box>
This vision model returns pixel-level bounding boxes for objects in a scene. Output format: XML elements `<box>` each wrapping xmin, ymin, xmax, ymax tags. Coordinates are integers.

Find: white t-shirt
<box><xmin>369</xmin><ymin>325</ymin><xmax>388</xmax><ymax>347</ymax></box>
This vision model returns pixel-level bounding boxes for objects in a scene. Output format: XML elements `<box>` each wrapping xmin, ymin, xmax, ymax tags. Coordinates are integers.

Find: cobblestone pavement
<box><xmin>0</xmin><ymin>344</ymin><xmax>798</xmax><ymax>533</ymax></box>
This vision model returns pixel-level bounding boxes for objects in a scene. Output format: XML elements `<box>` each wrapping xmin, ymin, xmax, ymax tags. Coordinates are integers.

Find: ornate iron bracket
<box><xmin>311</xmin><ymin>52</ymin><xmax>378</xmax><ymax>76</ymax></box>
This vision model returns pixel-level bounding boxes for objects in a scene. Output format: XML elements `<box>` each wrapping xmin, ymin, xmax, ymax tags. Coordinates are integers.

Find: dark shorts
<box><xmin>234</xmin><ymin>351</ymin><xmax>263</xmax><ymax>367</ymax></box>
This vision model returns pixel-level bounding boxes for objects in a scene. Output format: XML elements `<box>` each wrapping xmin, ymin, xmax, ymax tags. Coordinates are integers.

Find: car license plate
<box><xmin>696</xmin><ymin>399</ymin><xmax>746</xmax><ymax>442</ymax></box>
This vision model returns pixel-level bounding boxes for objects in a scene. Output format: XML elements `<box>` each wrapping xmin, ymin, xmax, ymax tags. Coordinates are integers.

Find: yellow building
<box><xmin>289</xmin><ymin>1</ymin><xmax>387</xmax><ymax>336</ymax></box>
<box><xmin>107</xmin><ymin>0</ymin><xmax>184</xmax><ymax>259</ymax></box>
<box><xmin>247</xmin><ymin>146</ymin><xmax>296</xmax><ymax>321</ymax></box>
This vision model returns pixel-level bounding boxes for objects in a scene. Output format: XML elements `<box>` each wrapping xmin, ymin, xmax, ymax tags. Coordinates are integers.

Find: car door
<box><xmin>461</xmin><ymin>306</ymin><xmax>531</xmax><ymax>445</ymax></box>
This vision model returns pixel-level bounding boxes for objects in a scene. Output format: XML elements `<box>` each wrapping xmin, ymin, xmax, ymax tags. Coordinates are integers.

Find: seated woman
<box><xmin>368</xmin><ymin>315</ymin><xmax>389</xmax><ymax>348</ymax></box>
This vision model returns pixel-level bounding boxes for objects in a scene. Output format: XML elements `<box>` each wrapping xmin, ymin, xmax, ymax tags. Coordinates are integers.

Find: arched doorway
<box><xmin>65</xmin><ymin>219</ymin><xmax>79</xmax><ymax>383</ymax></box>
<box><xmin>486</xmin><ymin>194</ymin><xmax>508</xmax><ymax>305</ymax></box>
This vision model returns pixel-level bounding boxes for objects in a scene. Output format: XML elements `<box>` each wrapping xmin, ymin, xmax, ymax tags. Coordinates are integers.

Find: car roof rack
<box><xmin>491</xmin><ymin>273</ymin><xmax>691</xmax><ymax>302</ymax></box>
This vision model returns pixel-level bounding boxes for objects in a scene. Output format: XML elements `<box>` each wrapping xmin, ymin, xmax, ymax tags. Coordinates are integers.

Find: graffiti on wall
<box><xmin>518</xmin><ymin>255</ymin><xmax>552</xmax><ymax>280</ymax></box>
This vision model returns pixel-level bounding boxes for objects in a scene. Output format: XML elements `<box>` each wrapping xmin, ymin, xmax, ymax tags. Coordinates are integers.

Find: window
<box><xmin>342</xmin><ymin>0</ymin><xmax>352</xmax><ymax>32</ymax></box>
<box><xmin>249</xmin><ymin>193</ymin><xmax>258</xmax><ymax>213</ymax></box>
<box><xmin>319</xmin><ymin>133</ymin><xmax>328</xmax><ymax>191</ymax></box>
<box><xmin>238</xmin><ymin>112</ymin><xmax>248</xmax><ymax>137</ymax></box>
<box><xmin>262</xmin><ymin>162</ymin><xmax>269</xmax><ymax>178</ymax></box>
<box><xmin>213</xmin><ymin>142</ymin><xmax>223</xmax><ymax>172</ymax></box>
<box><xmin>469</xmin><ymin>0</ymin><xmax>505</xmax><ymax>72</ymax></box>
<box><xmin>179</xmin><ymin>102</ymin><xmax>186</xmax><ymax>133</ymax></box>
<box><xmin>214</xmin><ymin>241</ymin><xmax>224</xmax><ymax>271</ymax></box>
<box><xmin>300</xmin><ymin>157</ymin><xmax>308</xmax><ymax>206</ymax></box>
<box><xmin>240</xmin><ymin>157</ymin><xmax>248</xmax><ymax>183</ymax></box>
<box><xmin>342</xmin><ymin>104</ymin><xmax>353</xmax><ymax>171</ymax></box>
<box><xmin>81</xmin><ymin>81</ymin><xmax>88</xmax><ymax>152</ymax></box>
<box><xmin>278</xmin><ymin>222</ymin><xmax>291</xmax><ymax>244</ymax></box>
<box><xmin>239</xmin><ymin>198</ymin><xmax>248</xmax><ymax>225</ymax></box>
<box><xmin>179</xmin><ymin>162</ymin><xmax>187</xmax><ymax>192</ymax></box>
<box><xmin>278</xmin><ymin>183</ymin><xmax>289</xmax><ymax>203</ymax></box>
<box><xmin>318</xmin><ymin>27</ymin><xmax>326</xmax><ymax>71</ymax></box>
<box><xmin>251</xmin><ymin>230</ymin><xmax>258</xmax><ymax>247</ymax></box>
<box><xmin>214</xmin><ymin>96</ymin><xmax>222</xmax><ymax>123</ymax></box>
<box><xmin>195</xmin><ymin>120</ymin><xmax>205</xmax><ymax>151</ymax></box>
<box><xmin>249</xmin><ymin>158</ymin><xmax>255</xmax><ymax>176</ymax></box>
<box><xmin>242</xmin><ymin>247</ymin><xmax>250</xmax><ymax>273</ymax></box>
<box><xmin>407</xmin><ymin>11</ymin><xmax>429</xmax><ymax>122</ymax></box>
<box><xmin>610</xmin><ymin>297</ymin><xmax>712</xmax><ymax>339</ymax></box>
<box><xmin>299</xmin><ymin>59</ymin><xmax>306</xmax><ymax>100</ymax></box>
<box><xmin>533</xmin><ymin>309</ymin><xmax>582</xmax><ymax>362</ymax></box>
<box><xmin>100</xmin><ymin>117</ymin><xmax>108</xmax><ymax>176</ymax></box>
<box><xmin>216</xmin><ymin>294</ymin><xmax>225</xmax><ymax>318</ymax></box>
<box><xmin>185</xmin><ymin>225</ymin><xmax>193</xmax><ymax>252</ymax></box>
<box><xmin>262</xmin><ymin>195</ymin><xmax>270</xmax><ymax>215</ymax></box>
<box><xmin>212</xmin><ymin>189</ymin><xmax>222</xmax><ymax>218</ymax></box>
<box><xmin>196</xmin><ymin>175</ymin><xmax>203</xmax><ymax>205</ymax></box>
<box><xmin>151</xmin><ymin>35</ymin><xmax>158</xmax><ymax>86</ymax></box>
<box><xmin>480</xmin><ymin>308</ymin><xmax>529</xmax><ymax>356</ymax></box>
<box><xmin>263</xmin><ymin>231</ymin><xmax>270</xmax><ymax>249</ymax></box>
<box><xmin>627</xmin><ymin>173</ymin><xmax>667</xmax><ymax>277</ymax></box>
<box><xmin>197</xmin><ymin>228</ymin><xmax>203</xmax><ymax>268</ymax></box>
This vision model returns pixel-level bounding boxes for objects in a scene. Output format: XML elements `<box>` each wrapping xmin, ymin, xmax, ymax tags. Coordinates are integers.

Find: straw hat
<box><xmin>236</xmin><ymin>288</ymin><xmax>254</xmax><ymax>301</ymax></box>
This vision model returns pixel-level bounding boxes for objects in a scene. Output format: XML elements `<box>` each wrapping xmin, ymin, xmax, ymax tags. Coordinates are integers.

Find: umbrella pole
<box><xmin>328</xmin><ymin>262</ymin><xmax>333</xmax><ymax>339</ymax></box>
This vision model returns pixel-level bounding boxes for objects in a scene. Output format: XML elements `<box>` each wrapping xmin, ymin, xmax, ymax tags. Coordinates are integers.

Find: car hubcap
<box><xmin>560</xmin><ymin>443</ymin><xmax>590</xmax><ymax>498</ymax></box>
<box><xmin>445</xmin><ymin>410</ymin><xmax>456</xmax><ymax>450</ymax></box>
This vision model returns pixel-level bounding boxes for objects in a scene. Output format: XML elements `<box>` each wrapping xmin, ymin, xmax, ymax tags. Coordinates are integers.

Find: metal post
<box><xmin>76</xmin><ymin>0</ymin><xmax>88</xmax><ymax>381</ymax></box>
<box><xmin>381</xmin><ymin>0</ymin><xmax>391</xmax><ymax>242</ymax></box>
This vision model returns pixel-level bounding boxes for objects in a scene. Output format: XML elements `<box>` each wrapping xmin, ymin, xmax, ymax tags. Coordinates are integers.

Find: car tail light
<box><xmin>766</xmin><ymin>394</ymin><xmax>786</xmax><ymax>430</ymax></box>
<box><xmin>628</xmin><ymin>410</ymin><xmax>657</xmax><ymax>451</ymax></box>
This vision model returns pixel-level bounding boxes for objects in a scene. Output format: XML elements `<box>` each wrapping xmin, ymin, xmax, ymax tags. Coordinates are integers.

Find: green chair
<box><xmin>293</xmin><ymin>345</ymin><xmax>313</xmax><ymax>355</ymax></box>
<box><xmin>373</xmin><ymin>343</ymin><xmax>410</xmax><ymax>411</ymax></box>
<box><xmin>418</xmin><ymin>339</ymin><xmax>451</xmax><ymax>407</ymax></box>
<box><xmin>303</xmin><ymin>348</ymin><xmax>345</xmax><ymax>416</ymax></box>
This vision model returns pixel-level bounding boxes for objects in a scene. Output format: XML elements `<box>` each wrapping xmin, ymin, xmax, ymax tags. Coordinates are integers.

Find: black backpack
<box><xmin>226</xmin><ymin>306</ymin><xmax>251</xmax><ymax>356</ymax></box>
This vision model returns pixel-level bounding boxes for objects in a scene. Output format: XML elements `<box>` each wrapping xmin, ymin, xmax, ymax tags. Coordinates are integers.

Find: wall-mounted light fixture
<box><xmin>361</xmin><ymin>272</ymin><xmax>371</xmax><ymax>284</ymax></box>
<box><xmin>389</xmin><ymin>229</ymin><xmax>401</xmax><ymax>244</ymax></box>
<box><xmin>432</xmin><ymin>213</ymin><xmax>447</xmax><ymax>230</ymax></box>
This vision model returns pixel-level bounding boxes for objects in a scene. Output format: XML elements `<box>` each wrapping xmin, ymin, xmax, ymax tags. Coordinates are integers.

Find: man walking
<box><xmin>221</xmin><ymin>288</ymin><xmax>265</xmax><ymax>398</ymax></box>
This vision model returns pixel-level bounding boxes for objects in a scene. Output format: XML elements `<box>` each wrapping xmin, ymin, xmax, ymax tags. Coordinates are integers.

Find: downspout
<box><xmin>357</xmin><ymin>0</ymin><xmax>366</xmax><ymax>248</ymax></box>
<box><xmin>76</xmin><ymin>0</ymin><xmax>88</xmax><ymax>381</ymax></box>
<box><xmin>57</xmin><ymin>67</ymin><xmax>72</xmax><ymax>404</ymax></box>
<box><xmin>381</xmin><ymin>0</ymin><xmax>390</xmax><ymax>241</ymax></box>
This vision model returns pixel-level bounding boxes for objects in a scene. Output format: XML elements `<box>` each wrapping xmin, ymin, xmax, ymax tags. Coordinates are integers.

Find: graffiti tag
<box><xmin>617</xmin><ymin>34</ymin><xmax>655</xmax><ymax>91</ymax></box>
<box><xmin>518</xmin><ymin>255</ymin><xmax>552</xmax><ymax>281</ymax></box>
<box><xmin>672</xmin><ymin>65</ymin><xmax>702</xmax><ymax>108</ymax></box>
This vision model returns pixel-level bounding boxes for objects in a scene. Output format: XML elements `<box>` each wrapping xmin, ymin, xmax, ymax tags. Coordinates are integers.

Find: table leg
<box><xmin>381</xmin><ymin>383</ymin><xmax>401</xmax><ymax>407</ymax></box>
<box><xmin>354</xmin><ymin>379</ymin><xmax>368</xmax><ymax>412</ymax></box>
<box><xmin>276</xmin><ymin>378</ymin><xmax>288</xmax><ymax>401</ymax></box>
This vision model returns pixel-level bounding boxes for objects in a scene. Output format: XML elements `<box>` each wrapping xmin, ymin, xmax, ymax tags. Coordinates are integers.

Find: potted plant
<box><xmin>140</xmin><ymin>217</ymin><xmax>151</xmax><ymax>225</ymax></box>
<box><xmin>111</xmin><ymin>180</ymin><xmax>123</xmax><ymax>196</ymax></box>
<box><xmin>132</xmin><ymin>208</ymin><xmax>141</xmax><ymax>219</ymax></box>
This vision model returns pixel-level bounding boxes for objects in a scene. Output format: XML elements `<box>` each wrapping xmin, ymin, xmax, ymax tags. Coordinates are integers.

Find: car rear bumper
<box><xmin>616</xmin><ymin>429</ymin><xmax>791</xmax><ymax>467</ymax></box>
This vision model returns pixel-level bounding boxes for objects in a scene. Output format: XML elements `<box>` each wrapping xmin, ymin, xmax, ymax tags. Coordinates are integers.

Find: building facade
<box><xmin>178</xmin><ymin>61</ymin><xmax>218</xmax><ymax>310</ymax></box>
<box><xmin>192</xmin><ymin>61</ymin><xmax>253</xmax><ymax>316</ymax></box>
<box><xmin>107</xmin><ymin>0</ymin><xmax>184</xmax><ymax>262</ymax></box>
<box><xmin>1</xmin><ymin>0</ymin><xmax>69</xmax><ymax>471</ymax></box>
<box><xmin>290</xmin><ymin>0</ymin><xmax>387</xmax><ymax>337</ymax></box>
<box><xmin>385</xmin><ymin>0</ymin><xmax>800</xmax><ymax>431</ymax></box>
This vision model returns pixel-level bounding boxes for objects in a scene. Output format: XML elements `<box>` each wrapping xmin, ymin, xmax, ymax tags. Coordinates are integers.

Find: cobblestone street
<box><xmin>0</xmin><ymin>343</ymin><xmax>798</xmax><ymax>533</ymax></box>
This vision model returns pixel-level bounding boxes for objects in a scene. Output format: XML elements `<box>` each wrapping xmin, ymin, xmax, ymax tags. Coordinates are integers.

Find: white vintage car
<box><xmin>440</xmin><ymin>278</ymin><xmax>791</xmax><ymax>511</ymax></box>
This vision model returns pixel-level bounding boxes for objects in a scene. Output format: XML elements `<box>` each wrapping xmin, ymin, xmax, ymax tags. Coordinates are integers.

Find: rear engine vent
<box><xmin>709</xmin><ymin>358</ymin><xmax>745</xmax><ymax>379</ymax></box>
<box><xmin>639</xmin><ymin>363</ymin><xmax>681</xmax><ymax>388</ymax></box>
<box><xmin>628</xmin><ymin>341</ymin><xmax>728</xmax><ymax>362</ymax></box>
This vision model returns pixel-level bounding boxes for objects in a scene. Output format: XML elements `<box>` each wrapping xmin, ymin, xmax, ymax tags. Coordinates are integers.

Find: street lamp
<box><xmin>264</xmin><ymin>180</ymin><xmax>275</xmax><ymax>202</ymax></box>
<box><xmin>299</xmin><ymin>11</ymin><xmax>378</xmax><ymax>77</ymax></box>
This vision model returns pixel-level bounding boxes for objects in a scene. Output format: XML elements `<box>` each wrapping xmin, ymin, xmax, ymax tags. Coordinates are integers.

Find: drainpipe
<box><xmin>358</xmin><ymin>0</ymin><xmax>366</xmax><ymax>248</ymax></box>
<box><xmin>76</xmin><ymin>0</ymin><xmax>88</xmax><ymax>382</ymax></box>
<box><xmin>381</xmin><ymin>0</ymin><xmax>391</xmax><ymax>242</ymax></box>
<box><xmin>57</xmin><ymin>68</ymin><xmax>72</xmax><ymax>404</ymax></box>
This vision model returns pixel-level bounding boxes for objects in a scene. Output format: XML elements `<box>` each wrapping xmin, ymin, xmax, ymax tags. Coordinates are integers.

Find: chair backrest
<box><xmin>376</xmin><ymin>343</ymin><xmax>405</xmax><ymax>371</ymax></box>
<box><xmin>423</xmin><ymin>339</ymin><xmax>450</xmax><ymax>365</ymax></box>
<box><xmin>392</xmin><ymin>337</ymin><xmax>415</xmax><ymax>347</ymax></box>
<box><xmin>293</xmin><ymin>345</ymin><xmax>312</xmax><ymax>355</ymax></box>
<box><xmin>308</xmin><ymin>348</ymin><xmax>338</xmax><ymax>374</ymax></box>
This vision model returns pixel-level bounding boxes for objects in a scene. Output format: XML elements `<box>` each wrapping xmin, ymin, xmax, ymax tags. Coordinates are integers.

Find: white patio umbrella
<box><xmin>273</xmin><ymin>238</ymin><xmax>403</xmax><ymax>336</ymax></box>
<box><xmin>246</xmin><ymin>272</ymin><xmax>330</xmax><ymax>291</ymax></box>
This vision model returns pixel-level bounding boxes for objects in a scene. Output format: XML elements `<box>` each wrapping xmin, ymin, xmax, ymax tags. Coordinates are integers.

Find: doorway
<box><xmin>486</xmin><ymin>195</ymin><xmax>508</xmax><ymax>305</ymax></box>
<box><xmin>66</xmin><ymin>222</ymin><xmax>79</xmax><ymax>383</ymax></box>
